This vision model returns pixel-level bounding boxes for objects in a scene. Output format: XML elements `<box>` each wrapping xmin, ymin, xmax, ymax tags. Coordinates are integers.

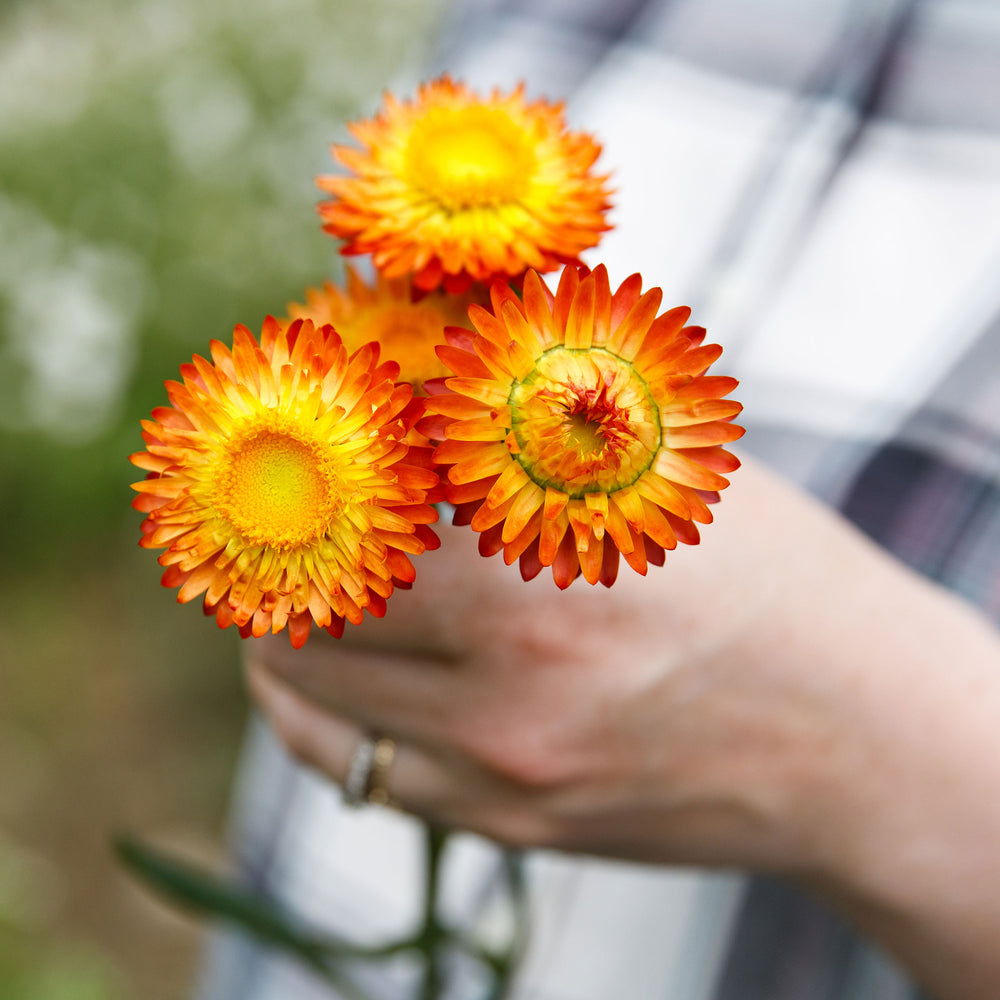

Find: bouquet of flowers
<box><xmin>123</xmin><ymin>75</ymin><xmax>743</xmax><ymax>999</ymax></box>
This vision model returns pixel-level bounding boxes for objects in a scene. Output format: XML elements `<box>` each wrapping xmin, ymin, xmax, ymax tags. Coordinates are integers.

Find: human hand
<box><xmin>245</xmin><ymin>458</ymin><xmax>904</xmax><ymax>873</ymax></box>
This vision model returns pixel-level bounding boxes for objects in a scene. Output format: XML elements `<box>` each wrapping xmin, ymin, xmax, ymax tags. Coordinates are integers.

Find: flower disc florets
<box><xmin>509</xmin><ymin>347</ymin><xmax>661</xmax><ymax>495</ymax></box>
<box><xmin>130</xmin><ymin>317</ymin><xmax>439</xmax><ymax>647</ymax></box>
<box><xmin>421</xmin><ymin>266</ymin><xmax>743</xmax><ymax>588</ymax></box>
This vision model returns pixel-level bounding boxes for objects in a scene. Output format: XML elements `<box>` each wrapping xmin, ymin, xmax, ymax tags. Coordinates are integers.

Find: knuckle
<box><xmin>459</xmin><ymin>723</ymin><xmax>576</xmax><ymax>792</ymax></box>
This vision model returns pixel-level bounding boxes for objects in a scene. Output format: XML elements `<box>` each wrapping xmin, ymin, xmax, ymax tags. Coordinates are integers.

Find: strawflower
<box><xmin>283</xmin><ymin>266</ymin><xmax>488</xmax><ymax>391</ymax></box>
<box><xmin>422</xmin><ymin>266</ymin><xmax>743</xmax><ymax>588</ymax></box>
<box><xmin>130</xmin><ymin>317</ymin><xmax>439</xmax><ymax>647</ymax></box>
<box><xmin>317</xmin><ymin>75</ymin><xmax>612</xmax><ymax>293</ymax></box>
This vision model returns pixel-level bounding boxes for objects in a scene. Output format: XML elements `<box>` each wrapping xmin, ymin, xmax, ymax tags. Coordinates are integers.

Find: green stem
<box><xmin>489</xmin><ymin>849</ymin><xmax>528</xmax><ymax>1000</ymax></box>
<box><xmin>113</xmin><ymin>834</ymin><xmax>379</xmax><ymax>1000</ymax></box>
<box><xmin>315</xmin><ymin>963</ymin><xmax>380</xmax><ymax>1000</ymax></box>
<box><xmin>416</xmin><ymin>824</ymin><xmax>449</xmax><ymax>1000</ymax></box>
<box><xmin>117</xmin><ymin>829</ymin><xmax>530</xmax><ymax>1000</ymax></box>
<box><xmin>422</xmin><ymin>845</ymin><xmax>529</xmax><ymax>999</ymax></box>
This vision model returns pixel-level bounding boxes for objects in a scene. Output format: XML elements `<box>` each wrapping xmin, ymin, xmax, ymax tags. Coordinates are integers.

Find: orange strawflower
<box><xmin>422</xmin><ymin>266</ymin><xmax>743</xmax><ymax>588</ymax></box>
<box><xmin>317</xmin><ymin>75</ymin><xmax>612</xmax><ymax>293</ymax></box>
<box><xmin>130</xmin><ymin>317</ymin><xmax>439</xmax><ymax>647</ymax></box>
<box><xmin>283</xmin><ymin>267</ymin><xmax>488</xmax><ymax>391</ymax></box>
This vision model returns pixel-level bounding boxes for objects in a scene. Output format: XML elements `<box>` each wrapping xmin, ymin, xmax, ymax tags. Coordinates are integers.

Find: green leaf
<box><xmin>113</xmin><ymin>834</ymin><xmax>333</xmax><ymax>975</ymax></box>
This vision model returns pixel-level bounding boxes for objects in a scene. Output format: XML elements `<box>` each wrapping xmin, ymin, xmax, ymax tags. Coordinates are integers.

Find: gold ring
<box><xmin>365</xmin><ymin>737</ymin><xmax>397</xmax><ymax>807</ymax></box>
<box><xmin>342</xmin><ymin>735</ymin><xmax>397</xmax><ymax>808</ymax></box>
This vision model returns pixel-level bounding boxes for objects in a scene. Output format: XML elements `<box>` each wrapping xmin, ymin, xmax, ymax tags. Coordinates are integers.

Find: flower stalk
<box><xmin>117</xmin><ymin>828</ymin><xmax>525</xmax><ymax>1000</ymax></box>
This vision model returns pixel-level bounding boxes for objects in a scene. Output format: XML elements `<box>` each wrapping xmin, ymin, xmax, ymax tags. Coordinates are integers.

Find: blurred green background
<box><xmin>0</xmin><ymin>0</ymin><xmax>442</xmax><ymax>996</ymax></box>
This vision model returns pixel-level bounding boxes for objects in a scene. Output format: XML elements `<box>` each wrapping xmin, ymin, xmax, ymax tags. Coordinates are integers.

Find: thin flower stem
<box><xmin>489</xmin><ymin>849</ymin><xmax>528</xmax><ymax>1000</ymax></box>
<box><xmin>315</xmin><ymin>831</ymin><xmax>528</xmax><ymax>1000</ymax></box>
<box><xmin>318</xmin><ymin>937</ymin><xmax>423</xmax><ymax>960</ymax></box>
<box><xmin>432</xmin><ymin>847</ymin><xmax>529</xmax><ymax>999</ymax></box>
<box><xmin>417</xmin><ymin>824</ymin><xmax>449</xmax><ymax>1000</ymax></box>
<box><xmin>312</xmin><ymin>961</ymin><xmax>380</xmax><ymax>1000</ymax></box>
<box><xmin>114</xmin><ymin>834</ymin><xmax>380</xmax><ymax>1000</ymax></box>
<box><xmin>452</xmin><ymin>937</ymin><xmax>508</xmax><ymax>978</ymax></box>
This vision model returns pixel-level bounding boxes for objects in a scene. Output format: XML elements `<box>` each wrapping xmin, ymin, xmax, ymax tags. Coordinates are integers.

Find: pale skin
<box><xmin>246</xmin><ymin>457</ymin><xmax>1000</xmax><ymax>1000</ymax></box>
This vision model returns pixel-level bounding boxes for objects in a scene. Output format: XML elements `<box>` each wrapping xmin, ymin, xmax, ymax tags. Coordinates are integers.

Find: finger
<box><xmin>246</xmin><ymin>658</ymin><xmax>446</xmax><ymax>814</ymax></box>
<box><xmin>246</xmin><ymin>656</ymin><xmax>362</xmax><ymax>778</ymax></box>
<box><xmin>248</xmin><ymin>635</ymin><xmax>465</xmax><ymax>745</ymax></box>
<box><xmin>247</xmin><ymin>659</ymin><xmax>571</xmax><ymax>846</ymax></box>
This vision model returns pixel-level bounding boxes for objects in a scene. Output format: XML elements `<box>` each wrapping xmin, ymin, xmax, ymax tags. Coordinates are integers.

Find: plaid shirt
<box><xmin>198</xmin><ymin>1</ymin><xmax>1000</xmax><ymax>997</ymax></box>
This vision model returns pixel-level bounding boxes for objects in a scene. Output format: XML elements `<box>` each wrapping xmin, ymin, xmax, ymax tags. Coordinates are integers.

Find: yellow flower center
<box><xmin>405</xmin><ymin>107</ymin><xmax>535</xmax><ymax>210</ymax></box>
<box><xmin>212</xmin><ymin>418</ymin><xmax>346</xmax><ymax>549</ymax></box>
<box><xmin>509</xmin><ymin>348</ymin><xmax>661</xmax><ymax>496</ymax></box>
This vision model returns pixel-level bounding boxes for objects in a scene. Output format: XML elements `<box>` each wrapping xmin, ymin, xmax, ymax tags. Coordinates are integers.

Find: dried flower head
<box><xmin>131</xmin><ymin>318</ymin><xmax>439</xmax><ymax>646</ymax></box>
<box><xmin>318</xmin><ymin>76</ymin><xmax>611</xmax><ymax>292</ymax></box>
<box><xmin>423</xmin><ymin>266</ymin><xmax>742</xmax><ymax>588</ymax></box>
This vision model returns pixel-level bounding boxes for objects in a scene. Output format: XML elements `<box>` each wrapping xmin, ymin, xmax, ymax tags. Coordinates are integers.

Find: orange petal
<box><xmin>446</xmin><ymin>417</ymin><xmax>508</xmax><ymax>442</ymax></box>
<box><xmin>426</xmin><ymin>391</ymin><xmax>490</xmax><ymax>420</ymax></box>
<box><xmin>564</xmin><ymin>270</ymin><xmax>596</xmax><ymax>349</ymax></box>
<box><xmin>543</xmin><ymin>486</ymin><xmax>569</xmax><ymax>521</ymax></box>
<box><xmin>288</xmin><ymin>613</ymin><xmax>312</xmax><ymax>649</ymax></box>
<box><xmin>604</xmin><ymin>501</ymin><xmax>635</xmax><ymax>555</ymax></box>
<box><xmin>590</xmin><ymin>264</ymin><xmax>613</xmax><ymax>346</ymax></box>
<box><xmin>445</xmin><ymin>377</ymin><xmax>510</xmax><ymax>407</ymax></box>
<box><xmin>519</xmin><ymin>541</ymin><xmax>545</xmax><ymax>581</ymax></box>
<box><xmin>672</xmin><ymin>343</ymin><xmax>724</xmax><ymax>376</ymax></box>
<box><xmin>446</xmin><ymin>476</ymin><xmax>495</xmax><ymax>504</ymax></box>
<box><xmin>522</xmin><ymin>270</ymin><xmax>559</xmax><ymax>348</ymax></box>
<box><xmin>611</xmin><ymin>486</ymin><xmax>646</xmax><ymax>533</ymax></box>
<box><xmin>501</xmin><ymin>482</ymin><xmax>545</xmax><ymax>544</ymax></box>
<box><xmin>578</xmin><ymin>530</ymin><xmax>604</xmax><ymax>584</ymax></box>
<box><xmin>660</xmin><ymin>399</ymin><xmax>744</xmax><ymax>426</ymax></box>
<box><xmin>484</xmin><ymin>461</ymin><xmax>533</xmax><ymax>509</ymax></box>
<box><xmin>434</xmin><ymin>438</ymin><xmax>496</xmax><ymax>464</ymax></box>
<box><xmin>437</xmin><ymin>344</ymin><xmax>492</xmax><ymax>378</ymax></box>
<box><xmin>538</xmin><ymin>513</ymin><xmax>568</xmax><ymax>565</ymax></box>
<box><xmin>641</xmin><ymin>500</ymin><xmax>679</xmax><ymax>550</ymax></box>
<box><xmin>676</xmin><ymin>446</ymin><xmax>742</xmax><ymax>474</ymax></box>
<box><xmin>635</xmin><ymin>472</ymin><xmax>692</xmax><ymax>518</ymax></box>
<box><xmin>610</xmin><ymin>272</ymin><xmax>643</xmax><ymax>329</ymax></box>
<box><xmin>650</xmin><ymin>451</ymin><xmax>730</xmax><ymax>491</ymax></box>
<box><xmin>635</xmin><ymin>305</ymin><xmax>690</xmax><ymax>357</ymax></box>
<box><xmin>667</xmin><ymin>512</ymin><xmax>701</xmax><ymax>546</ymax></box>
<box><xmin>449</xmin><ymin>446</ymin><xmax>512</xmax><ymax>484</ymax></box>
<box><xmin>599</xmin><ymin>541</ymin><xmax>620</xmax><ymax>588</ymax></box>
<box><xmin>552</xmin><ymin>529</ymin><xmax>581</xmax><ymax>589</ymax></box>
<box><xmin>608</xmin><ymin>287</ymin><xmax>662</xmax><ymax>360</ymax></box>
<box><xmin>499</xmin><ymin>298</ymin><xmax>544</xmax><ymax>359</ymax></box>
<box><xmin>471</xmin><ymin>493</ymin><xmax>515</xmax><ymax>532</ymax></box>
<box><xmin>620</xmin><ymin>529</ymin><xmax>649</xmax><ymax>575</ymax></box>
<box><xmin>478</xmin><ymin>523</ymin><xmax>505</xmax><ymax>557</ymax></box>
<box><xmin>502</xmin><ymin>508</ymin><xmax>544</xmax><ymax>563</ymax></box>
<box><xmin>662</xmin><ymin>421</ymin><xmax>745</xmax><ymax>449</ymax></box>
<box><xmin>552</xmin><ymin>266</ymin><xmax>580</xmax><ymax>331</ymax></box>
<box><xmin>670</xmin><ymin>375</ymin><xmax>740</xmax><ymax>402</ymax></box>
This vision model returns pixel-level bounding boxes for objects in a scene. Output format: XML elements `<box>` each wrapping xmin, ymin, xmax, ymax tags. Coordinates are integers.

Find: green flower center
<box><xmin>508</xmin><ymin>347</ymin><xmax>661</xmax><ymax>496</ymax></box>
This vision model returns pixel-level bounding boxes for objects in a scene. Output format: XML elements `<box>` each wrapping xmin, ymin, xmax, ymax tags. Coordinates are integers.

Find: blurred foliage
<box><xmin>0</xmin><ymin>0</ymin><xmax>444</xmax><ymax>563</ymax></box>
<box><xmin>0</xmin><ymin>0</ymin><xmax>444</xmax><ymax>996</ymax></box>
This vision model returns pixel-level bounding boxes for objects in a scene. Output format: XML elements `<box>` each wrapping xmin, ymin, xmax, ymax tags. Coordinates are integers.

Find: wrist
<box><xmin>773</xmin><ymin>551</ymin><xmax>1000</xmax><ymax>998</ymax></box>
